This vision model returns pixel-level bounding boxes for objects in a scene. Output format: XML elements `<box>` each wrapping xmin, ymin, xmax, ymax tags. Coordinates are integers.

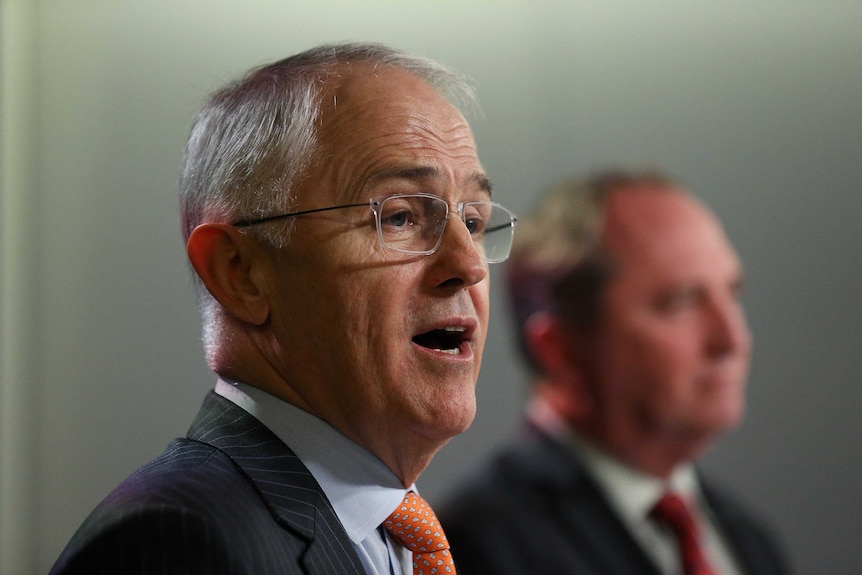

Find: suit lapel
<box><xmin>513</xmin><ymin>426</ymin><xmax>664</xmax><ymax>575</ymax></box>
<box><xmin>187</xmin><ymin>391</ymin><xmax>365</xmax><ymax>575</ymax></box>
<box><xmin>701</xmin><ymin>476</ymin><xmax>779</xmax><ymax>575</ymax></box>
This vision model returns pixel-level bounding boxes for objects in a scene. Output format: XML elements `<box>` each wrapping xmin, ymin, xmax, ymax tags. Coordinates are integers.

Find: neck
<box><xmin>359</xmin><ymin>426</ymin><xmax>451</xmax><ymax>488</ymax></box>
<box><xmin>575</xmin><ymin>424</ymin><xmax>712</xmax><ymax>479</ymax></box>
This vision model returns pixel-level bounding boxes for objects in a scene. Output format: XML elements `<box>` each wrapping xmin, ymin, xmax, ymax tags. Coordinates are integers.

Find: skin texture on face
<box><xmin>250</xmin><ymin>65</ymin><xmax>490</xmax><ymax>485</ymax></box>
<box><xmin>575</xmin><ymin>186</ymin><xmax>751</xmax><ymax>477</ymax></box>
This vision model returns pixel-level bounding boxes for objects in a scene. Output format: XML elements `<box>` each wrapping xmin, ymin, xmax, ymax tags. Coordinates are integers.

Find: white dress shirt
<box><xmin>215</xmin><ymin>379</ymin><xmax>413</xmax><ymax>575</ymax></box>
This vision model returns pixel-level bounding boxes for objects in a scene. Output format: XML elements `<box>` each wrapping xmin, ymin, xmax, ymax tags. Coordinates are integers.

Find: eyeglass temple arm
<box><xmin>232</xmin><ymin>203</ymin><xmax>369</xmax><ymax>227</ymax></box>
<box><xmin>485</xmin><ymin>218</ymin><xmax>517</xmax><ymax>234</ymax></box>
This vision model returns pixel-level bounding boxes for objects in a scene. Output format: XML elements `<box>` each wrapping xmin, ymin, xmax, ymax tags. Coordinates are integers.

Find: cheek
<box><xmin>474</xmin><ymin>281</ymin><xmax>491</xmax><ymax>326</ymax></box>
<box><xmin>353</xmin><ymin>270</ymin><xmax>418</xmax><ymax>352</ymax></box>
<box><xmin>606</xmin><ymin>323</ymin><xmax>700</xmax><ymax>394</ymax></box>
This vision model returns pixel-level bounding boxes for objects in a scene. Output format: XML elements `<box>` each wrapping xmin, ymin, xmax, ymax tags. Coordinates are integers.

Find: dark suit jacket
<box><xmin>50</xmin><ymin>392</ymin><xmax>365</xmax><ymax>575</ymax></box>
<box><xmin>438</xmin><ymin>423</ymin><xmax>793</xmax><ymax>575</ymax></box>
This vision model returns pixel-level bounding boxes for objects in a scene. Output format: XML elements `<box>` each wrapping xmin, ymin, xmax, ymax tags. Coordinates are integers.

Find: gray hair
<box><xmin>177</xmin><ymin>42</ymin><xmax>478</xmax><ymax>359</ymax></box>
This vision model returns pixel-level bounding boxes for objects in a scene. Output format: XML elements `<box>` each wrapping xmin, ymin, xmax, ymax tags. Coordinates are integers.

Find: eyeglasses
<box><xmin>232</xmin><ymin>193</ymin><xmax>518</xmax><ymax>264</ymax></box>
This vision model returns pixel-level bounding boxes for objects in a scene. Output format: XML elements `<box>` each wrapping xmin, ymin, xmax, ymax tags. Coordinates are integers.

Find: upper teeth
<box><xmin>442</xmin><ymin>326</ymin><xmax>466</xmax><ymax>332</ymax></box>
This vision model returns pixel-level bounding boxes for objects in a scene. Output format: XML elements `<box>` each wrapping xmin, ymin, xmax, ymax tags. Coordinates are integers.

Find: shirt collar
<box><xmin>527</xmin><ymin>394</ymin><xmax>699</xmax><ymax>522</ymax></box>
<box><xmin>215</xmin><ymin>378</ymin><xmax>411</xmax><ymax>544</ymax></box>
<box><xmin>566</xmin><ymin>430</ymin><xmax>697</xmax><ymax>523</ymax></box>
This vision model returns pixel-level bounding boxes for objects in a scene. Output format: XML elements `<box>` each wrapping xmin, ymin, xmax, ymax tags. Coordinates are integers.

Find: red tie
<box><xmin>650</xmin><ymin>492</ymin><xmax>718</xmax><ymax>575</ymax></box>
<box><xmin>384</xmin><ymin>491</ymin><xmax>457</xmax><ymax>575</ymax></box>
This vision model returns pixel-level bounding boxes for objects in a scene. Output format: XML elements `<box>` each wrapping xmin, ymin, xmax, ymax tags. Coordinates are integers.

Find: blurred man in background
<box><xmin>440</xmin><ymin>170</ymin><xmax>792</xmax><ymax>575</ymax></box>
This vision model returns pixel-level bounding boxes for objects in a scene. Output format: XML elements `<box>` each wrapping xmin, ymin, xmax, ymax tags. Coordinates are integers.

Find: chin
<box><xmin>703</xmin><ymin>404</ymin><xmax>745</xmax><ymax>438</ymax></box>
<box><xmin>701</xmin><ymin>379</ymin><xmax>747</xmax><ymax>428</ymax></box>
<box><xmin>423</xmin><ymin>395</ymin><xmax>477</xmax><ymax>441</ymax></box>
<box><xmin>724</xmin><ymin>404</ymin><xmax>746</xmax><ymax>431</ymax></box>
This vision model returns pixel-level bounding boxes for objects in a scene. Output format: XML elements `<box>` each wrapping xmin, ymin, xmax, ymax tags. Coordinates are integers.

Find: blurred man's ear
<box><xmin>186</xmin><ymin>223</ymin><xmax>271</xmax><ymax>326</ymax></box>
<box><xmin>525</xmin><ymin>312</ymin><xmax>595</xmax><ymax>422</ymax></box>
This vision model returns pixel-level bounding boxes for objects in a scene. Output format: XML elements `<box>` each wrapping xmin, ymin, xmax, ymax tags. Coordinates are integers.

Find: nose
<box><xmin>706</xmin><ymin>295</ymin><xmax>751</xmax><ymax>358</ymax></box>
<box><xmin>427</xmin><ymin>216</ymin><xmax>488</xmax><ymax>289</ymax></box>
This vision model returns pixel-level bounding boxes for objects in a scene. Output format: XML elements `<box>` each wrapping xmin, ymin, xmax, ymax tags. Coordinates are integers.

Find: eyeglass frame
<box><xmin>231</xmin><ymin>192</ymin><xmax>518</xmax><ymax>264</ymax></box>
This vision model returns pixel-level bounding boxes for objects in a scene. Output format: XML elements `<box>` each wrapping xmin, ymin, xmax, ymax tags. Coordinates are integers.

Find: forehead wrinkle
<box><xmin>316</xmin><ymin>68</ymin><xmax>488</xmax><ymax>203</ymax></box>
<box><xmin>365</xmin><ymin>165</ymin><xmax>443</xmax><ymax>186</ymax></box>
<box><xmin>362</xmin><ymin>165</ymin><xmax>492</xmax><ymax>200</ymax></box>
<box><xmin>320</xmin><ymin>113</ymin><xmax>472</xmax><ymax>183</ymax></box>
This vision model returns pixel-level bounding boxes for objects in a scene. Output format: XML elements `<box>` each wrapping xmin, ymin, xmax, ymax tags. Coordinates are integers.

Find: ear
<box><xmin>525</xmin><ymin>312</ymin><xmax>576</xmax><ymax>382</ymax></box>
<box><xmin>524</xmin><ymin>312</ymin><xmax>594</xmax><ymax>421</ymax></box>
<box><xmin>186</xmin><ymin>223</ymin><xmax>271</xmax><ymax>326</ymax></box>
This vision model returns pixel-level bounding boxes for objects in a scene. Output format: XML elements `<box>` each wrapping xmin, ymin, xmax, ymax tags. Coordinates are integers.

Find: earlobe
<box><xmin>186</xmin><ymin>223</ymin><xmax>271</xmax><ymax>325</ymax></box>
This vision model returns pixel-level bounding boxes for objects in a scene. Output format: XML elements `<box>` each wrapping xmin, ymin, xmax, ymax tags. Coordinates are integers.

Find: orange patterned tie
<box><xmin>384</xmin><ymin>491</ymin><xmax>457</xmax><ymax>575</ymax></box>
<box><xmin>650</xmin><ymin>492</ymin><xmax>718</xmax><ymax>575</ymax></box>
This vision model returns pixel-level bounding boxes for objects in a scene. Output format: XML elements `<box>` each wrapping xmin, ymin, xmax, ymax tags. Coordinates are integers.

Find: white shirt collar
<box><xmin>527</xmin><ymin>394</ymin><xmax>699</xmax><ymax>522</ymax></box>
<box><xmin>564</xmin><ymin>428</ymin><xmax>698</xmax><ymax>523</ymax></box>
<box><xmin>214</xmin><ymin>378</ymin><xmax>411</xmax><ymax>544</ymax></box>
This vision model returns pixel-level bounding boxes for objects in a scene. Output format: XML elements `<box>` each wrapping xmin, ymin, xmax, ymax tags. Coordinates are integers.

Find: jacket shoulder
<box><xmin>50</xmin><ymin>438</ymin><xmax>309</xmax><ymax>574</ymax></box>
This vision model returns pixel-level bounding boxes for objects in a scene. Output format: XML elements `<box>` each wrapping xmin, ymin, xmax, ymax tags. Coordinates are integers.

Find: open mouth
<box><xmin>412</xmin><ymin>326</ymin><xmax>469</xmax><ymax>355</ymax></box>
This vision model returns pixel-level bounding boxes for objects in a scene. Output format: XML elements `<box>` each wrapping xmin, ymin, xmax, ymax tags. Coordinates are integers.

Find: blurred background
<box><xmin>2</xmin><ymin>1</ymin><xmax>860</xmax><ymax>574</ymax></box>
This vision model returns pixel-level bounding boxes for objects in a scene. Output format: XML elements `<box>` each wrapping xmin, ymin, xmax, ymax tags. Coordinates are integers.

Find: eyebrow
<box><xmin>364</xmin><ymin>165</ymin><xmax>493</xmax><ymax>198</ymax></box>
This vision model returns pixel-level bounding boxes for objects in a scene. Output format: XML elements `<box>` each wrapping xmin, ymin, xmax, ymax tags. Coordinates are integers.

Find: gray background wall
<box><xmin>2</xmin><ymin>2</ymin><xmax>860</xmax><ymax>574</ymax></box>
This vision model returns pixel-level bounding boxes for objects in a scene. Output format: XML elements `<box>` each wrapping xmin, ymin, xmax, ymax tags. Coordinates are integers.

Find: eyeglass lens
<box><xmin>376</xmin><ymin>194</ymin><xmax>514</xmax><ymax>262</ymax></box>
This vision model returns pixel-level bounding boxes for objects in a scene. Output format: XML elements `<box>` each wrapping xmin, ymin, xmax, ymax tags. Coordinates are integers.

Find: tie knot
<box><xmin>650</xmin><ymin>492</ymin><xmax>717</xmax><ymax>575</ymax></box>
<box><xmin>650</xmin><ymin>492</ymin><xmax>699</xmax><ymax>539</ymax></box>
<box><xmin>385</xmin><ymin>492</ymin><xmax>449</xmax><ymax>553</ymax></box>
<box><xmin>384</xmin><ymin>491</ymin><xmax>456</xmax><ymax>575</ymax></box>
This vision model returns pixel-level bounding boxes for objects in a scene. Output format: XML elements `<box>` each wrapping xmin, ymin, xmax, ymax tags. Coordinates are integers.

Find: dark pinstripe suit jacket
<box><xmin>438</xmin><ymin>423</ymin><xmax>794</xmax><ymax>575</ymax></box>
<box><xmin>50</xmin><ymin>392</ymin><xmax>366</xmax><ymax>575</ymax></box>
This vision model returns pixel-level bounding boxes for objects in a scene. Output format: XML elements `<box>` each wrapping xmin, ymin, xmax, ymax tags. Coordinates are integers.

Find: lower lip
<box><xmin>412</xmin><ymin>341</ymin><xmax>474</xmax><ymax>362</ymax></box>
